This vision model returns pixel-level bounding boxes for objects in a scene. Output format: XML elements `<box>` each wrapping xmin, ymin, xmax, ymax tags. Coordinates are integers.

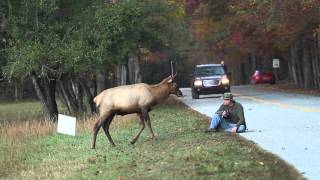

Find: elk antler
<box><xmin>171</xmin><ymin>61</ymin><xmax>174</xmax><ymax>77</ymax></box>
<box><xmin>171</xmin><ymin>72</ymin><xmax>177</xmax><ymax>79</ymax></box>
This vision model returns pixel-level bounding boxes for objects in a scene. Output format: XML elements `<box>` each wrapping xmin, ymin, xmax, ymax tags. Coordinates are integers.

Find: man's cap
<box><xmin>223</xmin><ymin>93</ymin><xmax>233</xmax><ymax>100</ymax></box>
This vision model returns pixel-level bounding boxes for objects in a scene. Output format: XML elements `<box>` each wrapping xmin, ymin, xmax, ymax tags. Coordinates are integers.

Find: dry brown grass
<box><xmin>0</xmin><ymin>113</ymin><xmax>140</xmax><ymax>142</ymax></box>
<box><xmin>0</xmin><ymin>120</ymin><xmax>56</xmax><ymax>141</ymax></box>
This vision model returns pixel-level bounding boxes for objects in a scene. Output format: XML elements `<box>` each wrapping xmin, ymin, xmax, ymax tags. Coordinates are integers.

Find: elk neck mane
<box><xmin>149</xmin><ymin>80</ymin><xmax>171</xmax><ymax>103</ymax></box>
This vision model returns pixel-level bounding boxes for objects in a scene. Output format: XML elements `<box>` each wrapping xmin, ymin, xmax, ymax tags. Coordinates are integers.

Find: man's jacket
<box><xmin>216</xmin><ymin>101</ymin><xmax>247</xmax><ymax>129</ymax></box>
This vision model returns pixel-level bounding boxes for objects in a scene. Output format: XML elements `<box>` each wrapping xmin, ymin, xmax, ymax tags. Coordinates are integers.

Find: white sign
<box><xmin>57</xmin><ymin>114</ymin><xmax>76</xmax><ymax>136</ymax></box>
<box><xmin>273</xmin><ymin>59</ymin><xmax>280</xmax><ymax>68</ymax></box>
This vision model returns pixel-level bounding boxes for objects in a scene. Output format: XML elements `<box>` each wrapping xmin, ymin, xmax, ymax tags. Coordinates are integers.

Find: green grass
<box><xmin>0</xmin><ymin>101</ymin><xmax>303</xmax><ymax>180</ymax></box>
<box><xmin>0</xmin><ymin>101</ymin><xmax>43</xmax><ymax>123</ymax></box>
<box><xmin>0</xmin><ymin>100</ymin><xmax>67</xmax><ymax>124</ymax></box>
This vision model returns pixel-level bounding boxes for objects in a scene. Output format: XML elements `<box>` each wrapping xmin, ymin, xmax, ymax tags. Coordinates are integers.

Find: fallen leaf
<box><xmin>87</xmin><ymin>157</ymin><xmax>96</xmax><ymax>164</ymax></box>
<box><xmin>117</xmin><ymin>176</ymin><xmax>125</xmax><ymax>180</ymax></box>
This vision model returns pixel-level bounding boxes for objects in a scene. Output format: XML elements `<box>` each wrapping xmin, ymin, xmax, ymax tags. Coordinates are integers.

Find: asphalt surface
<box><xmin>179</xmin><ymin>86</ymin><xmax>320</xmax><ymax>180</ymax></box>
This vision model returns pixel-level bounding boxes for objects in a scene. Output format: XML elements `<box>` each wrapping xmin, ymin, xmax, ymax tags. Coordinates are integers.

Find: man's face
<box><xmin>223</xmin><ymin>99</ymin><xmax>231</xmax><ymax>106</ymax></box>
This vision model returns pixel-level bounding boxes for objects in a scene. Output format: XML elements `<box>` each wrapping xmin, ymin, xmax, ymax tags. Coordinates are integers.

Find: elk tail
<box><xmin>93</xmin><ymin>93</ymin><xmax>103</xmax><ymax>107</ymax></box>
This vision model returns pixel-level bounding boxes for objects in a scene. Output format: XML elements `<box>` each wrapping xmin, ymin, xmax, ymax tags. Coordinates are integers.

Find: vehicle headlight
<box><xmin>194</xmin><ymin>80</ymin><xmax>203</xmax><ymax>86</ymax></box>
<box><xmin>221</xmin><ymin>76</ymin><xmax>229</xmax><ymax>85</ymax></box>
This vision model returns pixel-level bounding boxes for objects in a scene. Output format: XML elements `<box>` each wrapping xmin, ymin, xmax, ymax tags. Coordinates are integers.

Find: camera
<box><xmin>222</xmin><ymin>110</ymin><xmax>230</xmax><ymax>119</ymax></box>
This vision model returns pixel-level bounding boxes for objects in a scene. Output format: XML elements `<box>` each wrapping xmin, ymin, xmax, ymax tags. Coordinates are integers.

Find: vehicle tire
<box><xmin>192</xmin><ymin>89</ymin><xmax>199</xmax><ymax>99</ymax></box>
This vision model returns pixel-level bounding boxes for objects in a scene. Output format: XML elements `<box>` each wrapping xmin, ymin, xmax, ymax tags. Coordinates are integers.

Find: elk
<box><xmin>91</xmin><ymin>73</ymin><xmax>182</xmax><ymax>149</ymax></box>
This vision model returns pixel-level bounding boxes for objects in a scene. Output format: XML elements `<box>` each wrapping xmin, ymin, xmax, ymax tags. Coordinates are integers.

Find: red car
<box><xmin>251</xmin><ymin>70</ymin><xmax>275</xmax><ymax>84</ymax></box>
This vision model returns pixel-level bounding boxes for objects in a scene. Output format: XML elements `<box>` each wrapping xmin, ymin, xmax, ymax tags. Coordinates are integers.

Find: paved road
<box><xmin>179</xmin><ymin>86</ymin><xmax>320</xmax><ymax>180</ymax></box>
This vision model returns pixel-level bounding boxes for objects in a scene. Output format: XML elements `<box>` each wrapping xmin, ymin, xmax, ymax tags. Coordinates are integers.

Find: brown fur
<box><xmin>91</xmin><ymin>74</ymin><xmax>182</xmax><ymax>149</ymax></box>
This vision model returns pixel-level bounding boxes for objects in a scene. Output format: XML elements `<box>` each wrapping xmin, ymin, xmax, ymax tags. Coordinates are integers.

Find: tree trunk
<box><xmin>128</xmin><ymin>52</ymin><xmax>142</xmax><ymax>84</ymax></box>
<box><xmin>30</xmin><ymin>71</ymin><xmax>58</xmax><ymax>122</ymax></box>
<box><xmin>302</xmin><ymin>38</ymin><xmax>312</xmax><ymax>89</ymax></box>
<box><xmin>115</xmin><ymin>64</ymin><xmax>127</xmax><ymax>86</ymax></box>
<box><xmin>79</xmin><ymin>80</ymin><xmax>96</xmax><ymax>114</ymax></box>
<box><xmin>251</xmin><ymin>52</ymin><xmax>257</xmax><ymax>73</ymax></box>
<box><xmin>244</xmin><ymin>55</ymin><xmax>252</xmax><ymax>84</ymax></box>
<box><xmin>57</xmin><ymin>84</ymin><xmax>72</xmax><ymax>115</ymax></box>
<box><xmin>313</xmin><ymin>33</ymin><xmax>320</xmax><ymax>89</ymax></box>
<box><xmin>231</xmin><ymin>62</ymin><xmax>241</xmax><ymax>85</ymax></box>
<box><xmin>14</xmin><ymin>80</ymin><xmax>19</xmax><ymax>101</ymax></box>
<box><xmin>290</xmin><ymin>43</ymin><xmax>299</xmax><ymax>85</ymax></box>
<box><xmin>30</xmin><ymin>73</ymin><xmax>51</xmax><ymax>119</ymax></box>
<box><xmin>295</xmin><ymin>40</ymin><xmax>304</xmax><ymax>87</ymax></box>
<box><xmin>311</xmin><ymin>38</ymin><xmax>319</xmax><ymax>88</ymax></box>
<box><xmin>57</xmin><ymin>79</ymin><xmax>78</xmax><ymax>115</ymax></box>
<box><xmin>240</xmin><ymin>62</ymin><xmax>246</xmax><ymax>85</ymax></box>
<box><xmin>96</xmin><ymin>72</ymin><xmax>107</xmax><ymax>94</ymax></box>
<box><xmin>316</xmin><ymin>33</ymin><xmax>320</xmax><ymax>88</ymax></box>
<box><xmin>44</xmin><ymin>77</ymin><xmax>58</xmax><ymax>121</ymax></box>
<box><xmin>71</xmin><ymin>79</ymin><xmax>83</xmax><ymax>113</ymax></box>
<box><xmin>287</xmin><ymin>52</ymin><xmax>293</xmax><ymax>83</ymax></box>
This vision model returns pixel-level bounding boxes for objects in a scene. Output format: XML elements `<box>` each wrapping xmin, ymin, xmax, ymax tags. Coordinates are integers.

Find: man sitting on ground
<box><xmin>206</xmin><ymin>93</ymin><xmax>247</xmax><ymax>133</ymax></box>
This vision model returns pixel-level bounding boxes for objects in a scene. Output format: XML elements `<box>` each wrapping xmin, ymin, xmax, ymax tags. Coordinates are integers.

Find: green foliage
<box><xmin>4</xmin><ymin>40</ymin><xmax>52</xmax><ymax>78</ymax></box>
<box><xmin>1</xmin><ymin>0</ymin><xmax>190</xmax><ymax>78</ymax></box>
<box><xmin>2</xmin><ymin>0</ymin><xmax>66</xmax><ymax>79</ymax></box>
<box><xmin>94</xmin><ymin>0</ymin><xmax>144</xmax><ymax>64</ymax></box>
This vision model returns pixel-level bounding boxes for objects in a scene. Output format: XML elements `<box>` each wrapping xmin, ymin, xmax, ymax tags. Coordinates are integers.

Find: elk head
<box><xmin>167</xmin><ymin>73</ymin><xmax>183</xmax><ymax>97</ymax></box>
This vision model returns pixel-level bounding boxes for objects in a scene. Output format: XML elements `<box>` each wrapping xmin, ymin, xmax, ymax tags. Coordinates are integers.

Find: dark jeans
<box><xmin>210</xmin><ymin>114</ymin><xmax>246</xmax><ymax>133</ymax></box>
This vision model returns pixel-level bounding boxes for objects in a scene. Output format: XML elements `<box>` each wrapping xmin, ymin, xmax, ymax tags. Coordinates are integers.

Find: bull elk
<box><xmin>91</xmin><ymin>73</ymin><xmax>182</xmax><ymax>149</ymax></box>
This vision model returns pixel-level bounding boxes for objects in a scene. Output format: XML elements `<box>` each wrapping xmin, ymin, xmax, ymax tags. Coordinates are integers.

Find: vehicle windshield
<box><xmin>195</xmin><ymin>66</ymin><xmax>225</xmax><ymax>76</ymax></box>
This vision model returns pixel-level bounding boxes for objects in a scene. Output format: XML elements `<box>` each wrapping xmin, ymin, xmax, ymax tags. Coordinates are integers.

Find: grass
<box><xmin>0</xmin><ymin>100</ymin><xmax>66</xmax><ymax>124</ymax></box>
<box><xmin>0</xmin><ymin>101</ymin><xmax>43</xmax><ymax>123</ymax></box>
<box><xmin>0</xmin><ymin>98</ymin><xmax>303</xmax><ymax>180</ymax></box>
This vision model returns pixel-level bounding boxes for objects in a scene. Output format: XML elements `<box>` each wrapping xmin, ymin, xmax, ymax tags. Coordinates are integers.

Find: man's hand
<box><xmin>222</xmin><ymin>111</ymin><xmax>227</xmax><ymax>117</ymax></box>
<box><xmin>231</xmin><ymin>127</ymin><xmax>237</xmax><ymax>133</ymax></box>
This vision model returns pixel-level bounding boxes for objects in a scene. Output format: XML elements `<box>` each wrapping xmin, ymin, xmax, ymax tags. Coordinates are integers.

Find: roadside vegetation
<box><xmin>0</xmin><ymin>98</ymin><xmax>303</xmax><ymax>179</ymax></box>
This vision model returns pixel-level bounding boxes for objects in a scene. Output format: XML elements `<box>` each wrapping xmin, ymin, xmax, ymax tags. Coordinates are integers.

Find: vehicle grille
<box><xmin>203</xmin><ymin>79</ymin><xmax>220</xmax><ymax>87</ymax></box>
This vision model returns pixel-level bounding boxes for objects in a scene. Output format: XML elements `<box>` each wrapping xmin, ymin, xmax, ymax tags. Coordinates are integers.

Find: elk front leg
<box><xmin>130</xmin><ymin>113</ymin><xmax>145</xmax><ymax>144</ymax></box>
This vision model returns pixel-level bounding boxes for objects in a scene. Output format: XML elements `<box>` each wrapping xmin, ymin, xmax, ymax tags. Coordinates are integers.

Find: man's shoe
<box><xmin>205</xmin><ymin>128</ymin><xmax>217</xmax><ymax>133</ymax></box>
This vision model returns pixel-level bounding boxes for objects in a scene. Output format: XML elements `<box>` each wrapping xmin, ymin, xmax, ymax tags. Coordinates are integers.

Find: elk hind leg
<box><xmin>91</xmin><ymin>112</ymin><xmax>110</xmax><ymax>149</ymax></box>
<box><xmin>102</xmin><ymin>113</ymin><xmax>116</xmax><ymax>147</ymax></box>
